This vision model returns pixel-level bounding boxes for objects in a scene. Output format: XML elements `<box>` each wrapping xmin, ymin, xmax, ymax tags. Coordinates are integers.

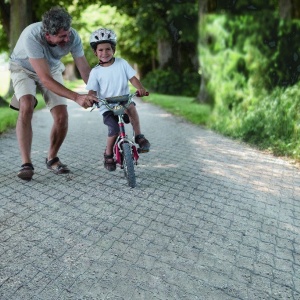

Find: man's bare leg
<box><xmin>16</xmin><ymin>95</ymin><xmax>36</xmax><ymax>164</ymax></box>
<box><xmin>16</xmin><ymin>95</ymin><xmax>36</xmax><ymax>179</ymax></box>
<box><xmin>47</xmin><ymin>105</ymin><xmax>68</xmax><ymax>167</ymax></box>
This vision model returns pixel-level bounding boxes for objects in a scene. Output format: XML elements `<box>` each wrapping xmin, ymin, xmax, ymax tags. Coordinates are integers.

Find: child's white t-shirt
<box><xmin>86</xmin><ymin>57</ymin><xmax>136</xmax><ymax>114</ymax></box>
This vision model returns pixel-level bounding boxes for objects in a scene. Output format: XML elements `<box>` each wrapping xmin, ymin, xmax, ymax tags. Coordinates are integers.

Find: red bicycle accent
<box><xmin>91</xmin><ymin>91</ymin><xmax>149</xmax><ymax>187</ymax></box>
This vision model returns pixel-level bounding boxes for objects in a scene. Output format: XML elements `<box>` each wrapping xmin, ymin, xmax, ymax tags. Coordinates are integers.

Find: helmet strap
<box><xmin>99</xmin><ymin>57</ymin><xmax>115</xmax><ymax>66</ymax></box>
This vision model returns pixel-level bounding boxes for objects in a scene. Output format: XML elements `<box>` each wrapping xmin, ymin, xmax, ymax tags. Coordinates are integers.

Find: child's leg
<box><xmin>126</xmin><ymin>104</ymin><xmax>141</xmax><ymax>135</ymax></box>
<box><xmin>105</xmin><ymin>135</ymin><xmax>118</xmax><ymax>155</ymax></box>
<box><xmin>126</xmin><ymin>104</ymin><xmax>150</xmax><ymax>152</ymax></box>
<box><xmin>103</xmin><ymin>112</ymin><xmax>119</xmax><ymax>171</ymax></box>
<box><xmin>104</xmin><ymin>134</ymin><xmax>118</xmax><ymax>171</ymax></box>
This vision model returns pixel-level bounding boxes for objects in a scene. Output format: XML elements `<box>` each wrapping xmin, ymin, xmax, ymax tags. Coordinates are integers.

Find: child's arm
<box><xmin>129</xmin><ymin>76</ymin><xmax>148</xmax><ymax>96</ymax></box>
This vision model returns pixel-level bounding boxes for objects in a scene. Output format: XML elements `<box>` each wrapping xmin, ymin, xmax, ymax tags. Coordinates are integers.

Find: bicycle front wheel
<box><xmin>122</xmin><ymin>142</ymin><xmax>136</xmax><ymax>188</ymax></box>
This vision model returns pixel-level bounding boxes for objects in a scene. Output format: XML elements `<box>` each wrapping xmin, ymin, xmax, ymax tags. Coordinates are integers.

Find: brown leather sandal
<box><xmin>46</xmin><ymin>157</ymin><xmax>70</xmax><ymax>174</ymax></box>
<box><xmin>17</xmin><ymin>163</ymin><xmax>34</xmax><ymax>181</ymax></box>
<box><xmin>135</xmin><ymin>134</ymin><xmax>150</xmax><ymax>153</ymax></box>
<box><xmin>104</xmin><ymin>153</ymin><xmax>116</xmax><ymax>171</ymax></box>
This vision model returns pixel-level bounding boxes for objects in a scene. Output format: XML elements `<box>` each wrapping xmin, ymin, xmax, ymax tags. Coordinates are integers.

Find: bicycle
<box><xmin>91</xmin><ymin>91</ymin><xmax>148</xmax><ymax>188</ymax></box>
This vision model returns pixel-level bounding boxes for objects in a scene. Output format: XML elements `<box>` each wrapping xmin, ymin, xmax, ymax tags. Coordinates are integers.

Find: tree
<box><xmin>98</xmin><ymin>0</ymin><xmax>199</xmax><ymax>97</ymax></box>
<box><xmin>279</xmin><ymin>0</ymin><xmax>300</xmax><ymax>19</ymax></box>
<box><xmin>197</xmin><ymin>0</ymin><xmax>216</xmax><ymax>103</ymax></box>
<box><xmin>198</xmin><ymin>0</ymin><xmax>300</xmax><ymax>103</ymax></box>
<box><xmin>100</xmin><ymin>0</ymin><xmax>198</xmax><ymax>69</ymax></box>
<box><xmin>0</xmin><ymin>0</ymin><xmax>199</xmax><ymax>99</ymax></box>
<box><xmin>0</xmin><ymin>0</ymin><xmax>95</xmax><ymax>104</ymax></box>
<box><xmin>10</xmin><ymin>0</ymin><xmax>33</xmax><ymax>50</ymax></box>
<box><xmin>0</xmin><ymin>0</ymin><xmax>34</xmax><ymax>104</ymax></box>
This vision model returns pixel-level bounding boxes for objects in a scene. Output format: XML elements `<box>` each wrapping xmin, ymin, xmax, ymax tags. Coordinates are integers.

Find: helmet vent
<box><xmin>90</xmin><ymin>28</ymin><xmax>117</xmax><ymax>47</ymax></box>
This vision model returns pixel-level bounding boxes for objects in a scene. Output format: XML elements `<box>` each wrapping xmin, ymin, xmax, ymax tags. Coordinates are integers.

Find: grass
<box><xmin>0</xmin><ymin>94</ymin><xmax>45</xmax><ymax>133</ymax></box>
<box><xmin>143</xmin><ymin>93</ymin><xmax>211</xmax><ymax>125</ymax></box>
<box><xmin>0</xmin><ymin>109</ymin><xmax>18</xmax><ymax>133</ymax></box>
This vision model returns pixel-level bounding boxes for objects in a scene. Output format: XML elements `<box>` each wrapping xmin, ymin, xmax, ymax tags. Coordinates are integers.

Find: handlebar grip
<box><xmin>136</xmin><ymin>91</ymin><xmax>149</xmax><ymax>97</ymax></box>
<box><xmin>92</xmin><ymin>100</ymin><xmax>100</xmax><ymax>108</ymax></box>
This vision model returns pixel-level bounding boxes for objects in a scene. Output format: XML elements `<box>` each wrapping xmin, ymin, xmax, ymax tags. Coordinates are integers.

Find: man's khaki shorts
<box><xmin>9</xmin><ymin>62</ymin><xmax>67</xmax><ymax>111</ymax></box>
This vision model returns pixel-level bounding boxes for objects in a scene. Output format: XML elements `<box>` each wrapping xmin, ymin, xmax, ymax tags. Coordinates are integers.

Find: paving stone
<box><xmin>1</xmin><ymin>94</ymin><xmax>300</xmax><ymax>299</ymax></box>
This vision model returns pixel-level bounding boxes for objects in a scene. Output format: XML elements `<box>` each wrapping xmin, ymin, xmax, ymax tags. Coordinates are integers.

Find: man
<box><xmin>9</xmin><ymin>6</ymin><xmax>98</xmax><ymax>181</ymax></box>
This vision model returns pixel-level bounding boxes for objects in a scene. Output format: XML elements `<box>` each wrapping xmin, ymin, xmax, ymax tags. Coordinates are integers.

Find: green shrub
<box><xmin>142</xmin><ymin>68</ymin><xmax>200</xmax><ymax>97</ymax></box>
<box><xmin>200</xmin><ymin>11</ymin><xmax>300</xmax><ymax>160</ymax></box>
<box><xmin>239</xmin><ymin>85</ymin><xmax>300</xmax><ymax>158</ymax></box>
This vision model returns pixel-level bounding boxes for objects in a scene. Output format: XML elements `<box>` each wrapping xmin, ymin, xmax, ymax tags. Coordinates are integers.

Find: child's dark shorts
<box><xmin>103</xmin><ymin>111</ymin><xmax>119</xmax><ymax>137</ymax></box>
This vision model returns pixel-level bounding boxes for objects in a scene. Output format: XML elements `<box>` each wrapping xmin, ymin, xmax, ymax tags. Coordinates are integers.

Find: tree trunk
<box><xmin>199</xmin><ymin>0</ymin><xmax>217</xmax><ymax>14</ymax></box>
<box><xmin>3</xmin><ymin>0</ymin><xmax>33</xmax><ymax>100</ymax></box>
<box><xmin>10</xmin><ymin>0</ymin><xmax>32</xmax><ymax>50</ymax></box>
<box><xmin>279</xmin><ymin>0</ymin><xmax>292</xmax><ymax>19</ymax></box>
<box><xmin>291</xmin><ymin>0</ymin><xmax>300</xmax><ymax>19</ymax></box>
<box><xmin>63</xmin><ymin>63</ymin><xmax>77</xmax><ymax>81</ymax></box>
<box><xmin>156</xmin><ymin>17</ymin><xmax>199</xmax><ymax>77</ymax></box>
<box><xmin>197</xmin><ymin>0</ymin><xmax>210</xmax><ymax>103</ymax></box>
<box><xmin>279</xmin><ymin>0</ymin><xmax>300</xmax><ymax>19</ymax></box>
<box><xmin>157</xmin><ymin>40</ymin><xmax>172</xmax><ymax>69</ymax></box>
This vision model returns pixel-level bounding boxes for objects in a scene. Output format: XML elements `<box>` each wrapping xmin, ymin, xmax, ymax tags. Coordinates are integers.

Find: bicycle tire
<box><xmin>121</xmin><ymin>142</ymin><xmax>136</xmax><ymax>188</ymax></box>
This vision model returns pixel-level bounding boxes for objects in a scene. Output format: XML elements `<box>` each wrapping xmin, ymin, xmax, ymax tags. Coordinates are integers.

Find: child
<box><xmin>86</xmin><ymin>28</ymin><xmax>150</xmax><ymax>171</ymax></box>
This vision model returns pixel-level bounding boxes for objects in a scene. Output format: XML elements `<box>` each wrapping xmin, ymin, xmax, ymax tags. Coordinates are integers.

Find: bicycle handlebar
<box><xmin>91</xmin><ymin>91</ymin><xmax>149</xmax><ymax>111</ymax></box>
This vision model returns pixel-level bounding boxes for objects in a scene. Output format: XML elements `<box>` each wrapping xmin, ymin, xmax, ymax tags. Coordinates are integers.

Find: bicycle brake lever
<box><xmin>90</xmin><ymin>101</ymin><xmax>99</xmax><ymax>112</ymax></box>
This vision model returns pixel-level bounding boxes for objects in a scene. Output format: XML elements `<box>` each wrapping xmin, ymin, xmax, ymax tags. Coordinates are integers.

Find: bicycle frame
<box><xmin>114</xmin><ymin>113</ymin><xmax>139</xmax><ymax>167</ymax></box>
<box><xmin>91</xmin><ymin>92</ymin><xmax>144</xmax><ymax>187</ymax></box>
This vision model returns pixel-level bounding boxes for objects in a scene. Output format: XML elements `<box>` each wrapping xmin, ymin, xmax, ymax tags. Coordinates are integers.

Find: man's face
<box><xmin>45</xmin><ymin>28</ymin><xmax>71</xmax><ymax>47</ymax></box>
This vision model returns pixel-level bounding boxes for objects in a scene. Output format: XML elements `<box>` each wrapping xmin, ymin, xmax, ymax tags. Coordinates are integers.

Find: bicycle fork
<box><xmin>114</xmin><ymin>116</ymin><xmax>139</xmax><ymax>167</ymax></box>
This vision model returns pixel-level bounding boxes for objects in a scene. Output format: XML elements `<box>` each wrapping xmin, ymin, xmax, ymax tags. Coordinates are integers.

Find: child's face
<box><xmin>94</xmin><ymin>43</ymin><xmax>114</xmax><ymax>63</ymax></box>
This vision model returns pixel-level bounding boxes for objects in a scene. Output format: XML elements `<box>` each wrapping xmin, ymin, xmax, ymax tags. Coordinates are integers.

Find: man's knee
<box><xmin>18</xmin><ymin>96</ymin><xmax>36</xmax><ymax>119</ymax></box>
<box><xmin>51</xmin><ymin>105</ymin><xmax>68</xmax><ymax>127</ymax></box>
<box><xmin>19</xmin><ymin>95</ymin><xmax>36</xmax><ymax>110</ymax></box>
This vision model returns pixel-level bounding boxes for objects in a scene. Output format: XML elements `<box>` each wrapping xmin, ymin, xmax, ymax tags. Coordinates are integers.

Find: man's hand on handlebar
<box><xmin>75</xmin><ymin>94</ymin><xmax>99</xmax><ymax>109</ymax></box>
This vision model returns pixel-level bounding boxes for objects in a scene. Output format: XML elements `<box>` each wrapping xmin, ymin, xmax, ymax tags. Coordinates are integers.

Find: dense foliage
<box><xmin>0</xmin><ymin>0</ymin><xmax>199</xmax><ymax>97</ymax></box>
<box><xmin>200</xmin><ymin>6</ymin><xmax>300</xmax><ymax>159</ymax></box>
<box><xmin>98</xmin><ymin>0</ymin><xmax>200</xmax><ymax>97</ymax></box>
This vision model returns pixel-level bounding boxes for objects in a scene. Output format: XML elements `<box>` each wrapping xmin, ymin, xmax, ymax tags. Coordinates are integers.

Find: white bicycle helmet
<box><xmin>90</xmin><ymin>28</ymin><xmax>117</xmax><ymax>49</ymax></box>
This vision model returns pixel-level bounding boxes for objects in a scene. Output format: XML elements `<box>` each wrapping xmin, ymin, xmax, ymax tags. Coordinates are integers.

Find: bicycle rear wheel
<box><xmin>121</xmin><ymin>142</ymin><xmax>136</xmax><ymax>188</ymax></box>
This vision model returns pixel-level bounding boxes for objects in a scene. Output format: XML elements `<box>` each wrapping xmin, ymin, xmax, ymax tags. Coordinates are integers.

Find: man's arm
<box><xmin>74</xmin><ymin>56</ymin><xmax>91</xmax><ymax>84</ymax></box>
<box><xmin>88</xmin><ymin>90</ymin><xmax>97</xmax><ymax>96</ymax></box>
<box><xmin>29</xmin><ymin>57</ymin><xmax>97</xmax><ymax>108</ymax></box>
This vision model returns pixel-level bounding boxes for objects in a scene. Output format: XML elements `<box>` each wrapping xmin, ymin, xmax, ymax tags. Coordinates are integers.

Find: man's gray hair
<box><xmin>42</xmin><ymin>6</ymin><xmax>72</xmax><ymax>35</ymax></box>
